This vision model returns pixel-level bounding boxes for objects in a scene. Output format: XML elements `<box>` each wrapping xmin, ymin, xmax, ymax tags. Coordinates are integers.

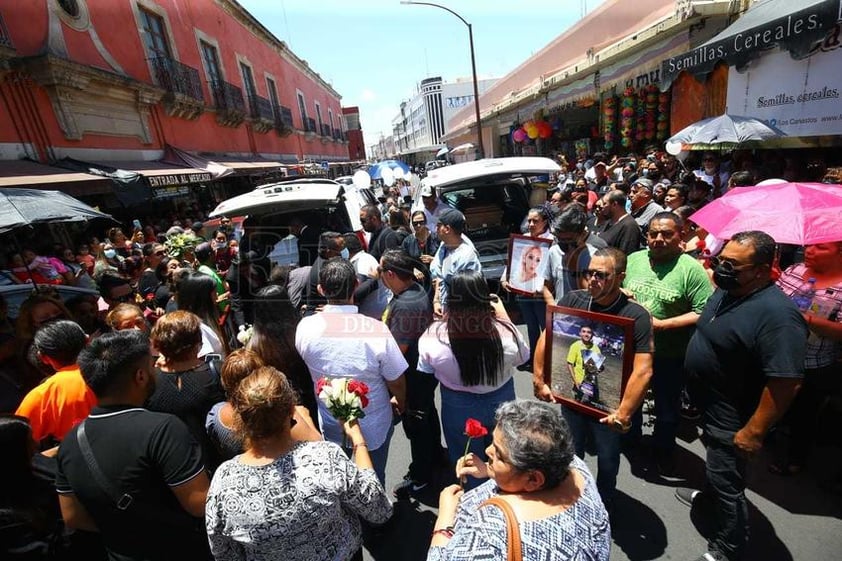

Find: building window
<box><xmin>200</xmin><ymin>40</ymin><xmax>222</xmax><ymax>85</ymax></box>
<box><xmin>315</xmin><ymin>102</ymin><xmax>323</xmax><ymax>130</ymax></box>
<box><xmin>328</xmin><ymin>109</ymin><xmax>334</xmax><ymax>130</ymax></box>
<box><xmin>266</xmin><ymin>77</ymin><xmax>280</xmax><ymax>115</ymax></box>
<box><xmin>240</xmin><ymin>62</ymin><xmax>257</xmax><ymax>99</ymax></box>
<box><xmin>297</xmin><ymin>92</ymin><xmax>308</xmax><ymax>124</ymax></box>
<box><xmin>139</xmin><ymin>8</ymin><xmax>171</xmax><ymax>60</ymax></box>
<box><xmin>58</xmin><ymin>0</ymin><xmax>80</xmax><ymax>18</ymax></box>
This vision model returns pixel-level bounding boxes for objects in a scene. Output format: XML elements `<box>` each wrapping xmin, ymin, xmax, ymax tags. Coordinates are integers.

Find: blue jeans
<box><xmin>440</xmin><ymin>378</ymin><xmax>515</xmax><ymax>490</ymax></box>
<box><xmin>343</xmin><ymin>423</ymin><xmax>394</xmax><ymax>486</ymax></box>
<box><xmin>563</xmin><ymin>406</ymin><xmax>621</xmax><ymax>507</ymax></box>
<box><xmin>517</xmin><ymin>297</ymin><xmax>546</xmax><ymax>365</ymax></box>
<box><xmin>703</xmin><ymin>431</ymin><xmax>749</xmax><ymax>560</ymax></box>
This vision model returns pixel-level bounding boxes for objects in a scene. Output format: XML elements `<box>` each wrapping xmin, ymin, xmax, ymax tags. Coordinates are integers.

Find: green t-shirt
<box><xmin>198</xmin><ymin>264</ymin><xmax>229</xmax><ymax>313</ymax></box>
<box><xmin>623</xmin><ymin>250</ymin><xmax>713</xmax><ymax>357</ymax></box>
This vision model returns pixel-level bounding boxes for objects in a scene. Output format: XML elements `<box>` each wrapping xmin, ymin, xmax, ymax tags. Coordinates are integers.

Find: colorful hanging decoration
<box><xmin>602</xmin><ymin>95</ymin><xmax>617</xmax><ymax>151</ymax></box>
<box><xmin>644</xmin><ymin>84</ymin><xmax>658</xmax><ymax>141</ymax></box>
<box><xmin>635</xmin><ymin>88</ymin><xmax>647</xmax><ymax>143</ymax></box>
<box><xmin>620</xmin><ymin>87</ymin><xmax>636</xmax><ymax>149</ymax></box>
<box><xmin>656</xmin><ymin>90</ymin><xmax>671</xmax><ymax>141</ymax></box>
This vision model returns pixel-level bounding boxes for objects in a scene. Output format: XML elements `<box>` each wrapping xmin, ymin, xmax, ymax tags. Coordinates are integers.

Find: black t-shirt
<box><xmin>597</xmin><ymin>214</ymin><xmax>642</xmax><ymax>257</ymax></box>
<box><xmin>146</xmin><ymin>363</ymin><xmax>225</xmax><ymax>471</ymax></box>
<box><xmin>55</xmin><ymin>406</ymin><xmax>208</xmax><ymax>561</ymax></box>
<box><xmin>384</xmin><ymin>283</ymin><xmax>433</xmax><ymax>372</ymax></box>
<box><xmin>368</xmin><ymin>226</ymin><xmax>400</xmax><ymax>261</ymax></box>
<box><xmin>685</xmin><ymin>284</ymin><xmax>807</xmax><ymax>437</ymax></box>
<box><xmin>559</xmin><ymin>290</ymin><xmax>654</xmax><ymax>354</ymax></box>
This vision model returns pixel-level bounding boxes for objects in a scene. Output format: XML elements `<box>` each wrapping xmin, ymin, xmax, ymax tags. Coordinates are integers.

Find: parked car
<box><xmin>414</xmin><ymin>157</ymin><xmax>560</xmax><ymax>280</ymax></box>
<box><xmin>208</xmin><ymin>177</ymin><xmax>376</xmax><ymax>266</ymax></box>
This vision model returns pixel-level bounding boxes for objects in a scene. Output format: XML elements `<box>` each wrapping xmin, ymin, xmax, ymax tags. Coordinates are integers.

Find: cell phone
<box><xmin>132</xmin><ymin>219</ymin><xmax>142</xmax><ymax>230</ymax></box>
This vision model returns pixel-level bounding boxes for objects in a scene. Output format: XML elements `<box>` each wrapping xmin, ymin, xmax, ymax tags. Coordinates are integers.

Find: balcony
<box><xmin>209</xmin><ymin>79</ymin><xmax>246</xmax><ymax>128</ymax></box>
<box><xmin>150</xmin><ymin>56</ymin><xmax>204</xmax><ymax>120</ymax></box>
<box><xmin>273</xmin><ymin>104</ymin><xmax>294</xmax><ymax>137</ymax></box>
<box><xmin>304</xmin><ymin>117</ymin><xmax>317</xmax><ymax>136</ymax></box>
<box><xmin>247</xmin><ymin>93</ymin><xmax>274</xmax><ymax>133</ymax></box>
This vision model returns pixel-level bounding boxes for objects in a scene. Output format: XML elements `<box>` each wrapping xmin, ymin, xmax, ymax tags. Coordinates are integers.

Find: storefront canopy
<box><xmin>661</xmin><ymin>0</ymin><xmax>842</xmax><ymax>88</ymax></box>
<box><xmin>0</xmin><ymin>159</ymin><xmax>112</xmax><ymax>197</ymax></box>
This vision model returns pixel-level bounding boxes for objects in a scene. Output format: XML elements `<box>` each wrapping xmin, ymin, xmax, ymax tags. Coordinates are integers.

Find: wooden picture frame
<box><xmin>543</xmin><ymin>305</ymin><xmax>635</xmax><ymax>419</ymax></box>
<box><xmin>506</xmin><ymin>234</ymin><xmax>552</xmax><ymax>296</ymax></box>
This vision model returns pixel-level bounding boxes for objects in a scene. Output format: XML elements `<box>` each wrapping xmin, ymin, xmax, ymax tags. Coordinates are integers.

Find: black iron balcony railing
<box><xmin>248</xmin><ymin>93</ymin><xmax>273</xmax><ymax>121</ymax></box>
<box><xmin>277</xmin><ymin>105</ymin><xmax>294</xmax><ymax>128</ymax></box>
<box><xmin>333</xmin><ymin>128</ymin><xmax>343</xmax><ymax>140</ymax></box>
<box><xmin>150</xmin><ymin>56</ymin><xmax>203</xmax><ymax>102</ymax></box>
<box><xmin>0</xmin><ymin>12</ymin><xmax>12</xmax><ymax>49</ymax></box>
<box><xmin>320</xmin><ymin>123</ymin><xmax>332</xmax><ymax>137</ymax></box>
<box><xmin>306</xmin><ymin>117</ymin><xmax>317</xmax><ymax>133</ymax></box>
<box><xmin>210</xmin><ymin>79</ymin><xmax>246</xmax><ymax>113</ymax></box>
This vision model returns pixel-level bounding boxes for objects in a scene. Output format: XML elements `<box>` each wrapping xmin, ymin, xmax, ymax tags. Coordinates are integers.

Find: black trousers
<box><xmin>401</xmin><ymin>368</ymin><xmax>444</xmax><ymax>483</ymax></box>
<box><xmin>702</xmin><ymin>429</ymin><xmax>749</xmax><ymax>560</ymax></box>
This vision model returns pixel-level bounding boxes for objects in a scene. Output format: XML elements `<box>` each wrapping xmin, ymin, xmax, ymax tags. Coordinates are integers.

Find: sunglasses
<box><xmin>707</xmin><ymin>256</ymin><xmax>755</xmax><ymax>273</ymax></box>
<box><xmin>412</xmin><ymin>221</ymin><xmax>427</xmax><ymax>227</ymax></box>
<box><xmin>583</xmin><ymin>269</ymin><xmax>612</xmax><ymax>281</ymax></box>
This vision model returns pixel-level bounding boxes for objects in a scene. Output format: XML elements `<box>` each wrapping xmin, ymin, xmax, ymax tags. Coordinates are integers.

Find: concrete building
<box><xmin>391</xmin><ymin>75</ymin><xmax>496</xmax><ymax>165</ymax></box>
<box><xmin>342</xmin><ymin>106</ymin><xmax>365</xmax><ymax>162</ymax></box>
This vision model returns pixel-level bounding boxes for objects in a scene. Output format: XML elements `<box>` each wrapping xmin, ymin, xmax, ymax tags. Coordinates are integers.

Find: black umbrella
<box><xmin>0</xmin><ymin>188</ymin><xmax>115</xmax><ymax>292</ymax></box>
<box><xmin>0</xmin><ymin>187</ymin><xmax>115</xmax><ymax>234</ymax></box>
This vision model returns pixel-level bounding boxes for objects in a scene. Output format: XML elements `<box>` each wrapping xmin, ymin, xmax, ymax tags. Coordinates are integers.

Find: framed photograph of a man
<box><xmin>506</xmin><ymin>234</ymin><xmax>552</xmax><ymax>296</ymax></box>
<box><xmin>543</xmin><ymin>305</ymin><xmax>635</xmax><ymax>419</ymax></box>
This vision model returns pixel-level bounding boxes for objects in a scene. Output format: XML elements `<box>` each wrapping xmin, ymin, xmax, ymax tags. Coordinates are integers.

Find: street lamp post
<box><xmin>400</xmin><ymin>1</ymin><xmax>484</xmax><ymax>160</ymax></box>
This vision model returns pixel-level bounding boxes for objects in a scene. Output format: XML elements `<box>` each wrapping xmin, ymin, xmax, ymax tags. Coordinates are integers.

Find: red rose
<box><xmin>316</xmin><ymin>378</ymin><xmax>329</xmax><ymax>395</ymax></box>
<box><xmin>695</xmin><ymin>239</ymin><xmax>706</xmax><ymax>250</ymax></box>
<box><xmin>348</xmin><ymin>380</ymin><xmax>369</xmax><ymax>396</ymax></box>
<box><xmin>464</xmin><ymin>418</ymin><xmax>488</xmax><ymax>439</ymax></box>
<box><xmin>360</xmin><ymin>395</ymin><xmax>369</xmax><ymax>408</ymax></box>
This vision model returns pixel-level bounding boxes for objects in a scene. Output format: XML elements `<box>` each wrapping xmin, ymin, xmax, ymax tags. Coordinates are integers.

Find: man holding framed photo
<box><xmin>533</xmin><ymin>247</ymin><xmax>654</xmax><ymax>509</ymax></box>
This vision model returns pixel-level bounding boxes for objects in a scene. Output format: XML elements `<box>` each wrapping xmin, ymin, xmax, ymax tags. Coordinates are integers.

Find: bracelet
<box><xmin>431</xmin><ymin>526</ymin><xmax>454</xmax><ymax>539</ymax></box>
<box><xmin>352</xmin><ymin>443</ymin><xmax>367</xmax><ymax>449</ymax></box>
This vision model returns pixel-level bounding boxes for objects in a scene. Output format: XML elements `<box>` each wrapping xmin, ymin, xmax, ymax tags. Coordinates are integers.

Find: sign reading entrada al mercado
<box><xmin>661</xmin><ymin>0</ymin><xmax>842</xmax><ymax>86</ymax></box>
<box><xmin>147</xmin><ymin>172</ymin><xmax>212</xmax><ymax>188</ymax></box>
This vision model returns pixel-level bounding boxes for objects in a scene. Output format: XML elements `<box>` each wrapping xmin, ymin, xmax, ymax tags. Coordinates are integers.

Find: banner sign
<box><xmin>661</xmin><ymin>0</ymin><xmax>842</xmax><ymax>87</ymax></box>
<box><xmin>147</xmin><ymin>172</ymin><xmax>212</xmax><ymax>187</ymax></box>
<box><xmin>726</xmin><ymin>44</ymin><xmax>842</xmax><ymax>137</ymax></box>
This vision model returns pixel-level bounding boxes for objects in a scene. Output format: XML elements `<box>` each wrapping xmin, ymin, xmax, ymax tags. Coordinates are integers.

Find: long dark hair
<box><xmin>177</xmin><ymin>272</ymin><xmax>223</xmax><ymax>347</ymax></box>
<box><xmin>441</xmin><ymin>271</ymin><xmax>513</xmax><ymax>387</ymax></box>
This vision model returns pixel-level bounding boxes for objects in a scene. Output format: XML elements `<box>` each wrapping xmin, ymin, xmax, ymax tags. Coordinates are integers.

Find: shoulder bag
<box><xmin>480</xmin><ymin>496</ymin><xmax>522</xmax><ymax>561</ymax></box>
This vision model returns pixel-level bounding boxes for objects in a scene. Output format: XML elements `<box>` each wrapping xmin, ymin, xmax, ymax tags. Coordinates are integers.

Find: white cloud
<box><xmin>360</xmin><ymin>89</ymin><xmax>377</xmax><ymax>102</ymax></box>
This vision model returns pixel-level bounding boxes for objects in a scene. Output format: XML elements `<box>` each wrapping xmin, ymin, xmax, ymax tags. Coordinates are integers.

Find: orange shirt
<box><xmin>15</xmin><ymin>365</ymin><xmax>97</xmax><ymax>443</ymax></box>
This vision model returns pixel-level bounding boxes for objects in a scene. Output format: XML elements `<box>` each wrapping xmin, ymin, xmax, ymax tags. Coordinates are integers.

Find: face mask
<box><xmin>641</xmin><ymin>169</ymin><xmax>649</xmax><ymax>177</ymax></box>
<box><xmin>712</xmin><ymin>266</ymin><xmax>741</xmax><ymax>290</ymax></box>
<box><xmin>104</xmin><ymin>249</ymin><xmax>116</xmax><ymax>259</ymax></box>
<box><xmin>340</xmin><ymin>248</ymin><xmax>350</xmax><ymax>260</ymax></box>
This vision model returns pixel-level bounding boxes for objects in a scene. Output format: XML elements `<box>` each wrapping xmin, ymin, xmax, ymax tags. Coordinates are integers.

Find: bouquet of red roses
<box><xmin>316</xmin><ymin>377</ymin><xmax>370</xmax><ymax>445</ymax></box>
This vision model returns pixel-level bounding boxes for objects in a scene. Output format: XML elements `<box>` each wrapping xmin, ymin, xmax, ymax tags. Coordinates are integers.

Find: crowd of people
<box><xmin>0</xmin><ymin>146</ymin><xmax>840</xmax><ymax>561</ymax></box>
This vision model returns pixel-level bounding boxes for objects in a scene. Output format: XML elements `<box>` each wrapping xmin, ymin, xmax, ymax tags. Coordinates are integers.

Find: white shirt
<box><xmin>417</xmin><ymin>319</ymin><xmax>529</xmax><ymax>394</ymax></box>
<box><xmin>350</xmin><ymin>251</ymin><xmax>390</xmax><ymax>319</ymax></box>
<box><xmin>295</xmin><ymin>305</ymin><xmax>408</xmax><ymax>449</ymax></box>
<box><xmin>198</xmin><ymin>322</ymin><xmax>224</xmax><ymax>358</ymax></box>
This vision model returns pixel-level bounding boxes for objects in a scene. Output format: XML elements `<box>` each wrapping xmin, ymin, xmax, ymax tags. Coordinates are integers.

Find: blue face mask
<box><xmin>104</xmin><ymin>249</ymin><xmax>117</xmax><ymax>259</ymax></box>
<box><xmin>340</xmin><ymin>248</ymin><xmax>350</xmax><ymax>260</ymax></box>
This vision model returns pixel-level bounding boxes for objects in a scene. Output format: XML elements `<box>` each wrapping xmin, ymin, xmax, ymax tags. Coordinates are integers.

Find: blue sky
<box><xmin>239</xmin><ymin>0</ymin><xmax>606</xmax><ymax>146</ymax></box>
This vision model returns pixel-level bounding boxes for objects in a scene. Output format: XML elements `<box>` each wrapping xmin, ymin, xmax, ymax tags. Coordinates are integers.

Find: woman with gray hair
<box><xmin>427</xmin><ymin>399</ymin><xmax>610</xmax><ymax>561</ymax></box>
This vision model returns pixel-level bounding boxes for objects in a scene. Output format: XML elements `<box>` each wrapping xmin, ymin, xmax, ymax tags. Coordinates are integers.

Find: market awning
<box><xmin>661</xmin><ymin>0</ymin><xmax>842</xmax><ymax>88</ymax></box>
<box><xmin>206</xmin><ymin>155</ymin><xmax>284</xmax><ymax>174</ymax></box>
<box><xmin>0</xmin><ymin>159</ymin><xmax>112</xmax><ymax>197</ymax></box>
<box><xmin>91</xmin><ymin>160</ymin><xmax>215</xmax><ymax>188</ymax></box>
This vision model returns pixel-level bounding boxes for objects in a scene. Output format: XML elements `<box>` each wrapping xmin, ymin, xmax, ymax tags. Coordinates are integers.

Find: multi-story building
<box><xmin>391</xmin><ymin>75</ymin><xmax>496</xmax><ymax>165</ymax></box>
<box><xmin>0</xmin><ymin>0</ymin><xmax>351</xmax><ymax>221</ymax></box>
<box><xmin>342</xmin><ymin>106</ymin><xmax>365</xmax><ymax>162</ymax></box>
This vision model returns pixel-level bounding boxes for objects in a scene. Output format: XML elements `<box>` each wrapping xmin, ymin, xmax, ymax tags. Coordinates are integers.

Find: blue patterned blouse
<box><xmin>427</xmin><ymin>456</ymin><xmax>610</xmax><ymax>561</ymax></box>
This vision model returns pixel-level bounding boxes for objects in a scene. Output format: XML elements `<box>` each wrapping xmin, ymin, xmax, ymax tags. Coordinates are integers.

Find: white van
<box><xmin>209</xmin><ymin>177</ymin><xmax>376</xmax><ymax>265</ymax></box>
<box><xmin>416</xmin><ymin>157</ymin><xmax>560</xmax><ymax>280</ymax></box>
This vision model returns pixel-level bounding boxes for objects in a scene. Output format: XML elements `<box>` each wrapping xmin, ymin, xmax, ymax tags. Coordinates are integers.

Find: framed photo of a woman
<box><xmin>543</xmin><ymin>305</ymin><xmax>635</xmax><ymax>419</ymax></box>
<box><xmin>506</xmin><ymin>234</ymin><xmax>552</xmax><ymax>296</ymax></box>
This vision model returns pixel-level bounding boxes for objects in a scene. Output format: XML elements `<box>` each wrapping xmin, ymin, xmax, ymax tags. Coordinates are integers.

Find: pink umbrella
<box><xmin>689</xmin><ymin>182</ymin><xmax>842</xmax><ymax>245</ymax></box>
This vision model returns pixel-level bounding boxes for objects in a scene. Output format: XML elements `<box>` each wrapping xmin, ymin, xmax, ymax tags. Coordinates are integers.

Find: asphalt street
<box><xmin>362</xmin><ymin>325</ymin><xmax>842</xmax><ymax>561</ymax></box>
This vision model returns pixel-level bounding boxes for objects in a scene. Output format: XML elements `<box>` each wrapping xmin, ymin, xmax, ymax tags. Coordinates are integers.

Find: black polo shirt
<box><xmin>558</xmin><ymin>290</ymin><xmax>654</xmax><ymax>354</ymax></box>
<box><xmin>56</xmin><ymin>405</ymin><xmax>208</xmax><ymax>561</ymax></box>
<box><xmin>384</xmin><ymin>282</ymin><xmax>433</xmax><ymax>372</ymax></box>
<box><xmin>685</xmin><ymin>284</ymin><xmax>807</xmax><ymax>438</ymax></box>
